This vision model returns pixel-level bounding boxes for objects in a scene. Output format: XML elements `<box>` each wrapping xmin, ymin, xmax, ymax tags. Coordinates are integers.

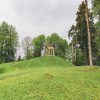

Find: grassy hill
<box><xmin>0</xmin><ymin>56</ymin><xmax>74</xmax><ymax>73</ymax></box>
<box><xmin>0</xmin><ymin>56</ymin><xmax>100</xmax><ymax>100</ymax></box>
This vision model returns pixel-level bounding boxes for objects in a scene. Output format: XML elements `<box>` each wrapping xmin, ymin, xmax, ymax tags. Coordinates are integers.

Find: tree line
<box><xmin>68</xmin><ymin>0</ymin><xmax>100</xmax><ymax>66</ymax></box>
<box><xmin>0</xmin><ymin>0</ymin><xmax>99</xmax><ymax>66</ymax></box>
<box><xmin>0</xmin><ymin>21</ymin><xmax>68</xmax><ymax>63</ymax></box>
<box><xmin>21</xmin><ymin>33</ymin><xmax>68</xmax><ymax>60</ymax></box>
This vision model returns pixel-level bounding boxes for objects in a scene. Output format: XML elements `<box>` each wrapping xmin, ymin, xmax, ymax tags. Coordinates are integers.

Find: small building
<box><xmin>44</xmin><ymin>44</ymin><xmax>55</xmax><ymax>56</ymax></box>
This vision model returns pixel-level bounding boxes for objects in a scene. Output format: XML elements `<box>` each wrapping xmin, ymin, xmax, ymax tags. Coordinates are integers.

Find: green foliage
<box><xmin>0</xmin><ymin>21</ymin><xmax>18</xmax><ymax>63</ymax></box>
<box><xmin>46</xmin><ymin>33</ymin><xmax>68</xmax><ymax>58</ymax></box>
<box><xmin>76</xmin><ymin>2</ymin><xmax>96</xmax><ymax>62</ymax></box>
<box><xmin>68</xmin><ymin>2</ymin><xmax>97</xmax><ymax>65</ymax></box>
<box><xmin>32</xmin><ymin>35</ymin><xmax>45</xmax><ymax>57</ymax></box>
<box><xmin>92</xmin><ymin>0</ymin><xmax>100</xmax><ymax>21</ymax></box>
<box><xmin>92</xmin><ymin>0</ymin><xmax>100</xmax><ymax>65</ymax></box>
<box><xmin>32</xmin><ymin>33</ymin><xmax>68</xmax><ymax>58</ymax></box>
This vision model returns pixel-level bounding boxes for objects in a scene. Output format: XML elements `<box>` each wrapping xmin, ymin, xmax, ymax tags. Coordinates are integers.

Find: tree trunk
<box><xmin>85</xmin><ymin>0</ymin><xmax>93</xmax><ymax>66</ymax></box>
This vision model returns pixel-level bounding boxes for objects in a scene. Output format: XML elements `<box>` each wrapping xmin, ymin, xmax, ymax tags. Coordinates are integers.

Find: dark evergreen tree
<box><xmin>76</xmin><ymin>2</ymin><xmax>96</xmax><ymax>65</ymax></box>
<box><xmin>68</xmin><ymin>2</ymin><xmax>97</xmax><ymax>65</ymax></box>
<box><xmin>92</xmin><ymin>0</ymin><xmax>100</xmax><ymax>65</ymax></box>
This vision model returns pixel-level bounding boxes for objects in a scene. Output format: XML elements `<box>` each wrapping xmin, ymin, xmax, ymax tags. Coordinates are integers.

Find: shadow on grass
<box><xmin>82</xmin><ymin>67</ymin><xmax>99</xmax><ymax>72</ymax></box>
<box><xmin>0</xmin><ymin>68</ymin><xmax>5</xmax><ymax>74</ymax></box>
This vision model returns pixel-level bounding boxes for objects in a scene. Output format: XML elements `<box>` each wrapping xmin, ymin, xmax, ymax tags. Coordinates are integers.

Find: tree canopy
<box><xmin>0</xmin><ymin>21</ymin><xmax>18</xmax><ymax>63</ymax></box>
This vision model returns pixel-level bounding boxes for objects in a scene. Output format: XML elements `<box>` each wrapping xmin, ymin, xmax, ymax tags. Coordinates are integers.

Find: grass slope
<box><xmin>0</xmin><ymin>57</ymin><xmax>100</xmax><ymax>100</ymax></box>
<box><xmin>13</xmin><ymin>56</ymin><xmax>74</xmax><ymax>67</ymax></box>
<box><xmin>0</xmin><ymin>56</ymin><xmax>74</xmax><ymax>73</ymax></box>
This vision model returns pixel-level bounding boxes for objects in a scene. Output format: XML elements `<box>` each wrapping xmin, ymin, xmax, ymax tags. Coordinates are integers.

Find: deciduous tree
<box><xmin>0</xmin><ymin>21</ymin><xmax>18</xmax><ymax>63</ymax></box>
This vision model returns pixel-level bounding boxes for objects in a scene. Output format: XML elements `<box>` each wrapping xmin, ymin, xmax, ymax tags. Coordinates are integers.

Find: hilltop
<box><xmin>0</xmin><ymin>56</ymin><xmax>74</xmax><ymax>74</ymax></box>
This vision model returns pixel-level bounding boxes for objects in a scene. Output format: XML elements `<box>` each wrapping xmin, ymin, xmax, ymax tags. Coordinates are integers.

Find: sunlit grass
<box><xmin>0</xmin><ymin>57</ymin><xmax>100</xmax><ymax>100</ymax></box>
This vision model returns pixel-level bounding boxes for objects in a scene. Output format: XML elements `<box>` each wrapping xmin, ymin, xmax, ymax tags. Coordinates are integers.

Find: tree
<box><xmin>0</xmin><ymin>21</ymin><xmax>18</xmax><ymax>63</ymax></box>
<box><xmin>68</xmin><ymin>1</ymin><xmax>96</xmax><ymax>66</ymax></box>
<box><xmin>85</xmin><ymin>0</ymin><xmax>93</xmax><ymax>66</ymax></box>
<box><xmin>92</xmin><ymin>0</ymin><xmax>100</xmax><ymax>65</ymax></box>
<box><xmin>92</xmin><ymin>0</ymin><xmax>100</xmax><ymax>22</ymax></box>
<box><xmin>76</xmin><ymin>1</ymin><xmax>96</xmax><ymax>65</ymax></box>
<box><xmin>22</xmin><ymin>36</ymin><xmax>33</xmax><ymax>59</ymax></box>
<box><xmin>68</xmin><ymin>25</ymin><xmax>78</xmax><ymax>64</ymax></box>
<box><xmin>32</xmin><ymin>35</ymin><xmax>45</xmax><ymax>57</ymax></box>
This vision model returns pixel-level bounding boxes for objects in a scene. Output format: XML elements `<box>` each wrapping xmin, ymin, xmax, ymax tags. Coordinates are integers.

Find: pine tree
<box><xmin>75</xmin><ymin>1</ymin><xmax>96</xmax><ymax>65</ymax></box>
<box><xmin>92</xmin><ymin>0</ymin><xmax>100</xmax><ymax>65</ymax></box>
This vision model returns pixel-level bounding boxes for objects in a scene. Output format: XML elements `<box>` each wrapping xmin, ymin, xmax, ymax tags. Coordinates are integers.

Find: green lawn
<box><xmin>0</xmin><ymin>57</ymin><xmax>100</xmax><ymax>100</ymax></box>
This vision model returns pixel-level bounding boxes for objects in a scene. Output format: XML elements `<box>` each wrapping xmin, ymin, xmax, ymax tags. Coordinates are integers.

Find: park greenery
<box><xmin>0</xmin><ymin>0</ymin><xmax>100</xmax><ymax>100</ymax></box>
<box><xmin>21</xmin><ymin>33</ymin><xmax>68</xmax><ymax>60</ymax></box>
<box><xmin>0</xmin><ymin>0</ymin><xmax>99</xmax><ymax>66</ymax></box>
<box><xmin>21</xmin><ymin>0</ymin><xmax>100</xmax><ymax>66</ymax></box>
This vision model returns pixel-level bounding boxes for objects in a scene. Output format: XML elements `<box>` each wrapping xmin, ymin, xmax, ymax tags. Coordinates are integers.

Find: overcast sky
<box><xmin>0</xmin><ymin>0</ymin><xmax>84</xmax><ymax>42</ymax></box>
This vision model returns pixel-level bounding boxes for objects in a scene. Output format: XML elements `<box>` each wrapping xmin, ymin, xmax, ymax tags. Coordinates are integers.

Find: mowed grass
<box><xmin>0</xmin><ymin>56</ymin><xmax>100</xmax><ymax>100</ymax></box>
